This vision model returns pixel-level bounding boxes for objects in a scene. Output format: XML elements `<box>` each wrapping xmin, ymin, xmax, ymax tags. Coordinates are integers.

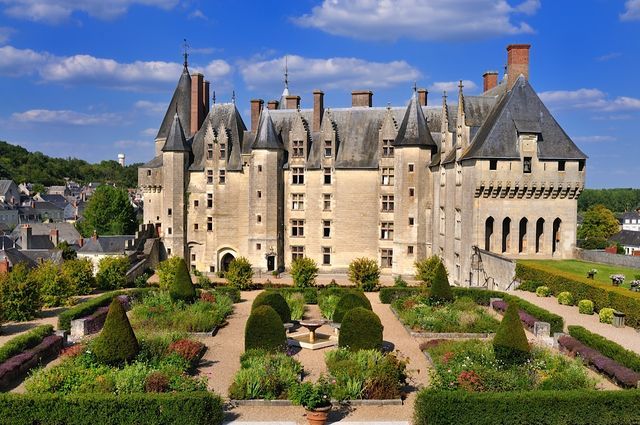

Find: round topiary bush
<box><xmin>333</xmin><ymin>292</ymin><xmax>372</xmax><ymax>323</ymax></box>
<box><xmin>599</xmin><ymin>307</ymin><xmax>616</xmax><ymax>324</ymax></box>
<box><xmin>339</xmin><ymin>307</ymin><xmax>383</xmax><ymax>351</ymax></box>
<box><xmin>169</xmin><ymin>258</ymin><xmax>197</xmax><ymax>303</ymax></box>
<box><xmin>535</xmin><ymin>286</ymin><xmax>550</xmax><ymax>297</ymax></box>
<box><xmin>252</xmin><ymin>291</ymin><xmax>291</xmax><ymax>323</ymax></box>
<box><xmin>226</xmin><ymin>257</ymin><xmax>254</xmax><ymax>289</ymax></box>
<box><xmin>428</xmin><ymin>262</ymin><xmax>453</xmax><ymax>304</ymax></box>
<box><xmin>244</xmin><ymin>305</ymin><xmax>286</xmax><ymax>352</ymax></box>
<box><xmin>557</xmin><ymin>291</ymin><xmax>573</xmax><ymax>306</ymax></box>
<box><xmin>93</xmin><ymin>297</ymin><xmax>139</xmax><ymax>365</ymax></box>
<box><xmin>492</xmin><ymin>302</ymin><xmax>530</xmax><ymax>365</ymax></box>
<box><xmin>578</xmin><ymin>299</ymin><xmax>594</xmax><ymax>315</ymax></box>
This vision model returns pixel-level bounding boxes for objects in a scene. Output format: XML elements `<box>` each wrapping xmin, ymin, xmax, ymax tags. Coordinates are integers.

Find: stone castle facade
<box><xmin>138</xmin><ymin>44</ymin><xmax>586</xmax><ymax>286</ymax></box>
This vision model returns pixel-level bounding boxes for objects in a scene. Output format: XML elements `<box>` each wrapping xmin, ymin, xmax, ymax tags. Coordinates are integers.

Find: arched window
<box><xmin>502</xmin><ymin>218</ymin><xmax>512</xmax><ymax>253</ymax></box>
<box><xmin>485</xmin><ymin>217</ymin><xmax>495</xmax><ymax>251</ymax></box>
<box><xmin>535</xmin><ymin>218</ymin><xmax>545</xmax><ymax>254</ymax></box>
<box><xmin>552</xmin><ymin>218</ymin><xmax>562</xmax><ymax>255</ymax></box>
<box><xmin>519</xmin><ymin>218</ymin><xmax>528</xmax><ymax>253</ymax></box>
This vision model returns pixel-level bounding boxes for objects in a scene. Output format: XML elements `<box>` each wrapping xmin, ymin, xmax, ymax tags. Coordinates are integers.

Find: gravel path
<box><xmin>513</xmin><ymin>290</ymin><xmax>640</xmax><ymax>355</ymax></box>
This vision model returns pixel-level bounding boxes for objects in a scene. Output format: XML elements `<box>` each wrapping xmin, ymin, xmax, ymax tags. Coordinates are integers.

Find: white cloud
<box><xmin>293</xmin><ymin>0</ymin><xmax>539</xmax><ymax>41</ymax></box>
<box><xmin>134</xmin><ymin>100</ymin><xmax>167</xmax><ymax>114</ymax></box>
<box><xmin>241</xmin><ymin>54</ymin><xmax>421</xmax><ymax>92</ymax></box>
<box><xmin>0</xmin><ymin>26</ymin><xmax>13</xmax><ymax>44</ymax></box>
<box><xmin>596</xmin><ymin>52</ymin><xmax>622</xmax><ymax>62</ymax></box>
<box><xmin>0</xmin><ymin>45</ymin><xmax>232</xmax><ymax>91</ymax></box>
<box><xmin>539</xmin><ymin>88</ymin><xmax>640</xmax><ymax>112</ymax></box>
<box><xmin>621</xmin><ymin>0</ymin><xmax>640</xmax><ymax>21</ymax></box>
<box><xmin>114</xmin><ymin>139</ymin><xmax>153</xmax><ymax>149</ymax></box>
<box><xmin>188</xmin><ymin>9</ymin><xmax>207</xmax><ymax>20</ymax></box>
<box><xmin>428</xmin><ymin>80</ymin><xmax>477</xmax><ymax>94</ymax></box>
<box><xmin>140</xmin><ymin>128</ymin><xmax>157</xmax><ymax>136</ymax></box>
<box><xmin>11</xmin><ymin>109</ymin><xmax>118</xmax><ymax>125</ymax></box>
<box><xmin>0</xmin><ymin>0</ymin><xmax>179</xmax><ymax>24</ymax></box>
<box><xmin>572</xmin><ymin>135</ymin><xmax>617</xmax><ymax>143</ymax></box>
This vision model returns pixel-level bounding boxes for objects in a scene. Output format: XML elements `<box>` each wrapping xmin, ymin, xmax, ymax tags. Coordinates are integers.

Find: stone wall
<box><xmin>575</xmin><ymin>248</ymin><xmax>640</xmax><ymax>269</ymax></box>
<box><xmin>473</xmin><ymin>248</ymin><xmax>517</xmax><ymax>291</ymax></box>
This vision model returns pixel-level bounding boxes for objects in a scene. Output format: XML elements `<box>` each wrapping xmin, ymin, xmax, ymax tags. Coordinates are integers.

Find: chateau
<box><xmin>138</xmin><ymin>44</ymin><xmax>586</xmax><ymax>285</ymax></box>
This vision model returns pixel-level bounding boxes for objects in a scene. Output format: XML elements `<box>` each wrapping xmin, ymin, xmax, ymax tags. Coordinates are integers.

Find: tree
<box><xmin>56</xmin><ymin>241</ymin><xmax>77</xmax><ymax>261</ymax></box>
<box><xmin>348</xmin><ymin>257</ymin><xmax>380</xmax><ymax>291</ymax></box>
<box><xmin>291</xmin><ymin>257</ymin><xmax>319</xmax><ymax>288</ymax></box>
<box><xmin>96</xmin><ymin>256</ymin><xmax>130</xmax><ymax>290</ymax></box>
<box><xmin>429</xmin><ymin>262</ymin><xmax>453</xmax><ymax>304</ymax></box>
<box><xmin>414</xmin><ymin>255</ymin><xmax>444</xmax><ymax>286</ymax></box>
<box><xmin>225</xmin><ymin>257</ymin><xmax>254</xmax><ymax>290</ymax></box>
<box><xmin>61</xmin><ymin>258</ymin><xmax>95</xmax><ymax>295</ymax></box>
<box><xmin>577</xmin><ymin>204</ymin><xmax>620</xmax><ymax>243</ymax></box>
<box><xmin>156</xmin><ymin>257</ymin><xmax>183</xmax><ymax>290</ymax></box>
<box><xmin>77</xmin><ymin>185</ymin><xmax>137</xmax><ymax>237</ymax></box>
<box><xmin>0</xmin><ymin>263</ymin><xmax>41</xmax><ymax>321</ymax></box>
<box><xmin>30</xmin><ymin>260</ymin><xmax>73</xmax><ymax>307</ymax></box>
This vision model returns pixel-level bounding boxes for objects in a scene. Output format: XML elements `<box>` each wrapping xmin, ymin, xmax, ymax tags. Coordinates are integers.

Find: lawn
<box><xmin>520</xmin><ymin>259</ymin><xmax>640</xmax><ymax>289</ymax></box>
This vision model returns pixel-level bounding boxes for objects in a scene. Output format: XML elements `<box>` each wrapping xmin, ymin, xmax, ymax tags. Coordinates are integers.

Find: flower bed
<box><xmin>0</xmin><ymin>325</ymin><xmax>54</xmax><ymax>364</ymax></box>
<box><xmin>129</xmin><ymin>291</ymin><xmax>233</xmax><ymax>333</ymax></box>
<box><xmin>0</xmin><ymin>334</ymin><xmax>63</xmax><ymax>391</ymax></box>
<box><xmin>392</xmin><ymin>295</ymin><xmax>499</xmax><ymax>334</ymax></box>
<box><xmin>491</xmin><ymin>300</ymin><xmax>540</xmax><ymax>330</ymax></box>
<box><xmin>567</xmin><ymin>325</ymin><xmax>640</xmax><ymax>372</ymax></box>
<box><xmin>424</xmin><ymin>339</ymin><xmax>595</xmax><ymax>392</ymax></box>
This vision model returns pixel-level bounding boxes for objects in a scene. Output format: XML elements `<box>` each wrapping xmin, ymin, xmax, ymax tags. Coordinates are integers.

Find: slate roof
<box><xmin>610</xmin><ymin>230</ymin><xmax>640</xmax><ymax>248</ymax></box>
<box><xmin>77</xmin><ymin>235</ymin><xmax>134</xmax><ymax>254</ymax></box>
<box><xmin>156</xmin><ymin>66</ymin><xmax>191</xmax><ymax>140</ymax></box>
<box><xmin>621</xmin><ymin>211</ymin><xmax>640</xmax><ymax>221</ymax></box>
<box><xmin>9</xmin><ymin>222</ymin><xmax>81</xmax><ymax>245</ymax></box>
<box><xmin>39</xmin><ymin>194</ymin><xmax>68</xmax><ymax>209</ymax></box>
<box><xmin>252</xmin><ymin>107</ymin><xmax>285</xmax><ymax>150</ymax></box>
<box><xmin>142</xmin><ymin>155</ymin><xmax>163</xmax><ymax>169</ymax></box>
<box><xmin>394</xmin><ymin>91</ymin><xmax>437</xmax><ymax>148</ymax></box>
<box><xmin>0</xmin><ymin>180</ymin><xmax>14</xmax><ymax>196</ymax></box>
<box><xmin>162</xmin><ymin>114</ymin><xmax>190</xmax><ymax>152</ymax></box>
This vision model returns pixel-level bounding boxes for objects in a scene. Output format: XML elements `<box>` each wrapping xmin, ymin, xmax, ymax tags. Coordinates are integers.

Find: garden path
<box><xmin>513</xmin><ymin>290</ymin><xmax>640</xmax><ymax>355</ymax></box>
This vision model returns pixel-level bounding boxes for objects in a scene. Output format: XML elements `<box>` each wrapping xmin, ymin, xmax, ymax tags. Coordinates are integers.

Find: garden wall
<box><xmin>575</xmin><ymin>248</ymin><xmax>640</xmax><ymax>269</ymax></box>
<box><xmin>475</xmin><ymin>249</ymin><xmax>517</xmax><ymax>291</ymax></box>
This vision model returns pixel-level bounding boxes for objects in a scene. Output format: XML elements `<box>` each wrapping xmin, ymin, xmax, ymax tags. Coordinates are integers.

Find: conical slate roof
<box><xmin>156</xmin><ymin>66</ymin><xmax>191</xmax><ymax>140</ymax></box>
<box><xmin>394</xmin><ymin>91</ymin><xmax>436</xmax><ymax>147</ymax></box>
<box><xmin>162</xmin><ymin>113</ymin><xmax>189</xmax><ymax>152</ymax></box>
<box><xmin>252</xmin><ymin>108</ymin><xmax>284</xmax><ymax>150</ymax></box>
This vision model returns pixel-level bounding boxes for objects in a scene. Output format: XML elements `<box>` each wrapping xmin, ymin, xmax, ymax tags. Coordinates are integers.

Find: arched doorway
<box><xmin>519</xmin><ymin>218</ymin><xmax>528</xmax><ymax>253</ymax></box>
<box><xmin>502</xmin><ymin>217</ymin><xmax>511</xmax><ymax>253</ymax></box>
<box><xmin>485</xmin><ymin>217</ymin><xmax>494</xmax><ymax>251</ymax></box>
<box><xmin>535</xmin><ymin>218</ymin><xmax>545</xmax><ymax>254</ymax></box>
<box><xmin>220</xmin><ymin>253</ymin><xmax>235</xmax><ymax>272</ymax></box>
<box><xmin>552</xmin><ymin>218</ymin><xmax>562</xmax><ymax>255</ymax></box>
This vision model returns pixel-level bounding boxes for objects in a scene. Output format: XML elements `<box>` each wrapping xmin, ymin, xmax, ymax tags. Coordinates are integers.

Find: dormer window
<box><xmin>324</xmin><ymin>140</ymin><xmax>332</xmax><ymax>157</ymax></box>
<box><xmin>292</xmin><ymin>140</ymin><xmax>304</xmax><ymax>157</ymax></box>
<box><xmin>382</xmin><ymin>139</ymin><xmax>394</xmax><ymax>157</ymax></box>
<box><xmin>207</xmin><ymin>143</ymin><xmax>214</xmax><ymax>160</ymax></box>
<box><xmin>219</xmin><ymin>143</ymin><xmax>226</xmax><ymax>160</ymax></box>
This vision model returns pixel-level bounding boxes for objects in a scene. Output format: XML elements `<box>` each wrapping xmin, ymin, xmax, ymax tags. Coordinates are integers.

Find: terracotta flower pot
<box><xmin>305</xmin><ymin>405</ymin><xmax>331</xmax><ymax>425</ymax></box>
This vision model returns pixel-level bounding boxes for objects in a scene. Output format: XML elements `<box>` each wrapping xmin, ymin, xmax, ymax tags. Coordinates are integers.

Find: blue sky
<box><xmin>0</xmin><ymin>0</ymin><xmax>638</xmax><ymax>188</ymax></box>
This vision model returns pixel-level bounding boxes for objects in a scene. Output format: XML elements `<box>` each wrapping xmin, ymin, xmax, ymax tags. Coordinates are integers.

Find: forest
<box><xmin>578</xmin><ymin>188</ymin><xmax>640</xmax><ymax>213</ymax></box>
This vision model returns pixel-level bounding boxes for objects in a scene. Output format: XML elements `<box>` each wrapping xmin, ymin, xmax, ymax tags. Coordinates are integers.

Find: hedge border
<box><xmin>568</xmin><ymin>325</ymin><xmax>640</xmax><ymax>373</ymax></box>
<box><xmin>0</xmin><ymin>392</ymin><xmax>223</xmax><ymax>425</ymax></box>
<box><xmin>414</xmin><ymin>389</ymin><xmax>640</xmax><ymax>425</ymax></box>
<box><xmin>0</xmin><ymin>325</ymin><xmax>53</xmax><ymax>364</ymax></box>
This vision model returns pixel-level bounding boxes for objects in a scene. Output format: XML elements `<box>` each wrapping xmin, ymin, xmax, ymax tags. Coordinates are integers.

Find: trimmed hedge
<box><xmin>339</xmin><ymin>307</ymin><xmax>383</xmax><ymax>351</ymax></box>
<box><xmin>0</xmin><ymin>325</ymin><xmax>53</xmax><ymax>364</ymax></box>
<box><xmin>517</xmin><ymin>262</ymin><xmax>640</xmax><ymax>328</ymax></box>
<box><xmin>0</xmin><ymin>392</ymin><xmax>224</xmax><ymax>425</ymax></box>
<box><xmin>252</xmin><ymin>291</ymin><xmax>291</xmax><ymax>323</ymax></box>
<box><xmin>269</xmin><ymin>287</ymin><xmax>318</xmax><ymax>304</ymax></box>
<box><xmin>57</xmin><ymin>288</ymin><xmax>153</xmax><ymax>331</ymax></box>
<box><xmin>333</xmin><ymin>293</ymin><xmax>372</xmax><ymax>323</ymax></box>
<box><xmin>210</xmin><ymin>286</ymin><xmax>241</xmax><ymax>303</ymax></box>
<box><xmin>568</xmin><ymin>325</ymin><xmax>640</xmax><ymax>373</ymax></box>
<box><xmin>244</xmin><ymin>305</ymin><xmax>286</xmax><ymax>352</ymax></box>
<box><xmin>492</xmin><ymin>302</ymin><xmax>530</xmax><ymax>365</ymax></box>
<box><xmin>414</xmin><ymin>389</ymin><xmax>640</xmax><ymax>425</ymax></box>
<box><xmin>92</xmin><ymin>298</ymin><xmax>139</xmax><ymax>365</ymax></box>
<box><xmin>169</xmin><ymin>258</ymin><xmax>196</xmax><ymax>303</ymax></box>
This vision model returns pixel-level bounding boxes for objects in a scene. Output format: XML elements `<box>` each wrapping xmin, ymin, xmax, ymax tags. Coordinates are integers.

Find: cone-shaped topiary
<box><xmin>333</xmin><ymin>292</ymin><xmax>372</xmax><ymax>323</ymax></box>
<box><xmin>169</xmin><ymin>258</ymin><xmax>197</xmax><ymax>303</ymax></box>
<box><xmin>493</xmin><ymin>301</ymin><xmax>530</xmax><ymax>365</ymax></box>
<box><xmin>93</xmin><ymin>297</ymin><xmax>139</xmax><ymax>365</ymax></box>
<box><xmin>428</xmin><ymin>262</ymin><xmax>453</xmax><ymax>304</ymax></box>
<box><xmin>244</xmin><ymin>305</ymin><xmax>286</xmax><ymax>352</ymax></box>
<box><xmin>252</xmin><ymin>291</ymin><xmax>291</xmax><ymax>323</ymax></box>
<box><xmin>339</xmin><ymin>307</ymin><xmax>383</xmax><ymax>351</ymax></box>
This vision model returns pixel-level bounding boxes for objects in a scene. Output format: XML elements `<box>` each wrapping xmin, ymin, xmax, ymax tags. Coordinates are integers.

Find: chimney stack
<box><xmin>417</xmin><ymin>88</ymin><xmax>428</xmax><ymax>106</ymax></box>
<box><xmin>483</xmin><ymin>71</ymin><xmax>499</xmax><ymax>92</ymax></box>
<box><xmin>506</xmin><ymin>44</ymin><xmax>530</xmax><ymax>89</ymax></box>
<box><xmin>285</xmin><ymin>95</ymin><xmax>301</xmax><ymax>110</ymax></box>
<box><xmin>202</xmin><ymin>80</ymin><xmax>210</xmax><ymax>117</ymax></box>
<box><xmin>313</xmin><ymin>90</ymin><xmax>324</xmax><ymax>132</ymax></box>
<box><xmin>267</xmin><ymin>100</ymin><xmax>280</xmax><ymax>110</ymax></box>
<box><xmin>250</xmin><ymin>99</ymin><xmax>264</xmax><ymax>132</ymax></box>
<box><xmin>78</xmin><ymin>237</ymin><xmax>84</xmax><ymax>248</ymax></box>
<box><xmin>190</xmin><ymin>73</ymin><xmax>205</xmax><ymax>135</ymax></box>
<box><xmin>352</xmin><ymin>90</ymin><xmax>373</xmax><ymax>107</ymax></box>
<box><xmin>50</xmin><ymin>229</ymin><xmax>59</xmax><ymax>247</ymax></box>
<box><xmin>21</xmin><ymin>224</ymin><xmax>32</xmax><ymax>250</ymax></box>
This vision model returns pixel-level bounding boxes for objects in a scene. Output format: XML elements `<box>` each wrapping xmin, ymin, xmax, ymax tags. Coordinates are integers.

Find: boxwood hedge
<box><xmin>568</xmin><ymin>325</ymin><xmax>640</xmax><ymax>373</ymax></box>
<box><xmin>0</xmin><ymin>325</ymin><xmax>53</xmax><ymax>364</ymax></box>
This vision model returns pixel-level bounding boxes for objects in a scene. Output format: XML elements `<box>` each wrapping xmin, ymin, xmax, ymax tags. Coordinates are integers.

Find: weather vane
<box><xmin>182</xmin><ymin>38</ymin><xmax>190</xmax><ymax>68</ymax></box>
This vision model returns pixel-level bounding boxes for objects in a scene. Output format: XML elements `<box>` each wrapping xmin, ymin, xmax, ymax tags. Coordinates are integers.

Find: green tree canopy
<box><xmin>77</xmin><ymin>185</ymin><xmax>137</xmax><ymax>237</ymax></box>
<box><xmin>577</xmin><ymin>204</ymin><xmax>620</xmax><ymax>242</ymax></box>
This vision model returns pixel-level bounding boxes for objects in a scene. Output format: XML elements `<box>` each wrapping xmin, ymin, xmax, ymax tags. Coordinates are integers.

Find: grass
<box><xmin>520</xmin><ymin>259</ymin><xmax>640</xmax><ymax>289</ymax></box>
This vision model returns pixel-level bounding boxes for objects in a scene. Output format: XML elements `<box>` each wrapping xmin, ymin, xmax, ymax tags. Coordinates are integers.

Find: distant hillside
<box><xmin>579</xmin><ymin>188</ymin><xmax>640</xmax><ymax>213</ymax></box>
<box><xmin>0</xmin><ymin>141</ymin><xmax>141</xmax><ymax>188</ymax></box>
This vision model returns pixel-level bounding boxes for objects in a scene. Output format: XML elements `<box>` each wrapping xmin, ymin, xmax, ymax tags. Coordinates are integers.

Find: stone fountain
<box><xmin>287</xmin><ymin>319</ymin><xmax>338</xmax><ymax>350</ymax></box>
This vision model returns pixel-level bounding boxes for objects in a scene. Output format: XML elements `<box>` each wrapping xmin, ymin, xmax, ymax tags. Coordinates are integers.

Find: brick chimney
<box><xmin>284</xmin><ymin>95</ymin><xmax>301</xmax><ymax>110</ymax></box>
<box><xmin>352</xmin><ymin>90</ymin><xmax>372</xmax><ymax>107</ymax></box>
<box><xmin>202</xmin><ymin>79</ymin><xmax>210</xmax><ymax>117</ymax></box>
<box><xmin>0</xmin><ymin>258</ymin><xmax>9</xmax><ymax>273</ymax></box>
<box><xmin>483</xmin><ymin>71</ymin><xmax>499</xmax><ymax>92</ymax></box>
<box><xmin>78</xmin><ymin>237</ymin><xmax>84</xmax><ymax>248</ymax></box>
<box><xmin>250</xmin><ymin>99</ymin><xmax>264</xmax><ymax>132</ymax></box>
<box><xmin>190</xmin><ymin>72</ymin><xmax>205</xmax><ymax>135</ymax></box>
<box><xmin>417</xmin><ymin>88</ymin><xmax>428</xmax><ymax>106</ymax></box>
<box><xmin>506</xmin><ymin>44</ymin><xmax>530</xmax><ymax>89</ymax></box>
<box><xmin>50</xmin><ymin>229</ymin><xmax>59</xmax><ymax>247</ymax></box>
<box><xmin>313</xmin><ymin>90</ymin><xmax>324</xmax><ymax>132</ymax></box>
<box><xmin>267</xmin><ymin>100</ymin><xmax>280</xmax><ymax>110</ymax></box>
<box><xmin>21</xmin><ymin>224</ymin><xmax>32</xmax><ymax>250</ymax></box>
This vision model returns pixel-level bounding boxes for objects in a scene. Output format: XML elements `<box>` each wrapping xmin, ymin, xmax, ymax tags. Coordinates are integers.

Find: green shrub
<box><xmin>61</xmin><ymin>258</ymin><xmax>96</xmax><ymax>295</ymax></box>
<box><xmin>535</xmin><ymin>286</ymin><xmax>550</xmax><ymax>297</ymax></box>
<box><xmin>415</xmin><ymin>255</ymin><xmax>443</xmax><ymax>286</ymax></box>
<box><xmin>318</xmin><ymin>294</ymin><xmax>340</xmax><ymax>320</ymax></box>
<box><xmin>599</xmin><ymin>307</ymin><xmax>616</xmax><ymax>324</ymax></box>
<box><xmin>252</xmin><ymin>291</ymin><xmax>291</xmax><ymax>323</ymax></box>
<box><xmin>394</xmin><ymin>276</ymin><xmax>408</xmax><ymax>287</ymax></box>
<box><xmin>0</xmin><ymin>392</ymin><xmax>224</xmax><ymax>425</ymax></box>
<box><xmin>568</xmin><ymin>325</ymin><xmax>640</xmax><ymax>373</ymax></box>
<box><xmin>156</xmin><ymin>257</ymin><xmax>183</xmax><ymax>290</ymax></box>
<box><xmin>348</xmin><ymin>257</ymin><xmax>380</xmax><ymax>291</ymax></box>
<box><xmin>379</xmin><ymin>287</ymin><xmax>422</xmax><ymax>304</ymax></box>
<box><xmin>339</xmin><ymin>307</ymin><xmax>383</xmax><ymax>351</ymax></box>
<box><xmin>429</xmin><ymin>262</ymin><xmax>453</xmax><ymax>304</ymax></box>
<box><xmin>31</xmin><ymin>260</ymin><xmax>73</xmax><ymax>307</ymax></box>
<box><xmin>211</xmin><ymin>286</ymin><xmax>241</xmax><ymax>303</ymax></box>
<box><xmin>244</xmin><ymin>305</ymin><xmax>286</xmax><ymax>352</ymax></box>
<box><xmin>283</xmin><ymin>292</ymin><xmax>305</xmax><ymax>321</ymax></box>
<box><xmin>493</xmin><ymin>302</ymin><xmax>530</xmax><ymax>365</ymax></box>
<box><xmin>0</xmin><ymin>263</ymin><xmax>41</xmax><ymax>321</ymax></box>
<box><xmin>168</xmin><ymin>258</ymin><xmax>196</xmax><ymax>303</ymax></box>
<box><xmin>93</xmin><ymin>298</ymin><xmax>140</xmax><ymax>365</ymax></box>
<box><xmin>229</xmin><ymin>350</ymin><xmax>302</xmax><ymax>400</ymax></box>
<box><xmin>0</xmin><ymin>325</ymin><xmax>53</xmax><ymax>363</ymax></box>
<box><xmin>290</xmin><ymin>257</ymin><xmax>318</xmax><ymax>288</ymax></box>
<box><xmin>225</xmin><ymin>257</ymin><xmax>253</xmax><ymax>290</ymax></box>
<box><xmin>333</xmin><ymin>292</ymin><xmax>372</xmax><ymax>323</ymax></box>
<box><xmin>557</xmin><ymin>291</ymin><xmax>573</xmax><ymax>305</ymax></box>
<box><xmin>96</xmin><ymin>256</ymin><xmax>130</xmax><ymax>290</ymax></box>
<box><xmin>578</xmin><ymin>299</ymin><xmax>594</xmax><ymax>315</ymax></box>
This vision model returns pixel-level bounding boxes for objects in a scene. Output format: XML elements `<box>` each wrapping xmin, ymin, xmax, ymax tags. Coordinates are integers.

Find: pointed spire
<box><xmin>182</xmin><ymin>38</ymin><xmax>189</xmax><ymax>70</ymax></box>
<box><xmin>212</xmin><ymin>90</ymin><xmax>216</xmax><ymax>105</ymax></box>
<box><xmin>252</xmin><ymin>107</ymin><xmax>284</xmax><ymax>150</ymax></box>
<box><xmin>457</xmin><ymin>80</ymin><xmax>466</xmax><ymax>119</ymax></box>
<box><xmin>162</xmin><ymin>113</ymin><xmax>190</xmax><ymax>152</ymax></box>
<box><xmin>231</xmin><ymin>90</ymin><xmax>236</xmax><ymax>104</ymax></box>
<box><xmin>394</xmin><ymin>89</ymin><xmax>436</xmax><ymax>148</ymax></box>
<box><xmin>283</xmin><ymin>55</ymin><xmax>290</xmax><ymax>96</ymax></box>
